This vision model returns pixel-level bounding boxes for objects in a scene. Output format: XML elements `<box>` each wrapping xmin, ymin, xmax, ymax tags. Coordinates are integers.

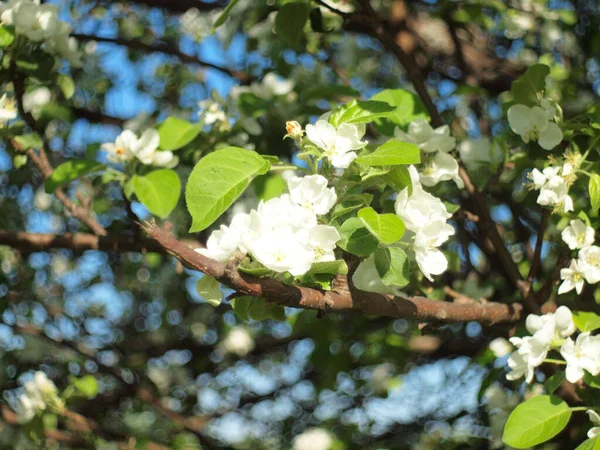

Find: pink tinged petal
<box><xmin>538</xmin><ymin>121</ymin><xmax>563</xmax><ymax>150</ymax></box>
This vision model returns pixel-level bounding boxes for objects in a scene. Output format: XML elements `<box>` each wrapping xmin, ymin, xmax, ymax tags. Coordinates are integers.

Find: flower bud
<box><xmin>285</xmin><ymin>121</ymin><xmax>303</xmax><ymax>138</ymax></box>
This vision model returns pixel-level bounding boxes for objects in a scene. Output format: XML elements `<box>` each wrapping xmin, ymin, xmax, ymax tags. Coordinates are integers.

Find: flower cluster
<box><xmin>559</xmin><ymin>219</ymin><xmax>599</xmax><ymax>295</ymax></box>
<box><xmin>0</xmin><ymin>93</ymin><xmax>17</xmax><ymax>124</ymax></box>
<box><xmin>198</xmin><ymin>99</ymin><xmax>227</xmax><ymax>126</ymax></box>
<box><xmin>305</xmin><ymin>116</ymin><xmax>366</xmax><ymax>169</ymax></box>
<box><xmin>395</xmin><ymin>119</ymin><xmax>463</xmax><ymax>188</ymax></box>
<box><xmin>528</xmin><ymin>162</ymin><xmax>574</xmax><ymax>213</ymax></box>
<box><xmin>196</xmin><ymin>174</ymin><xmax>340</xmax><ymax>276</ymax></box>
<box><xmin>102</xmin><ymin>129</ymin><xmax>178</xmax><ymax>168</ymax></box>
<box><xmin>10</xmin><ymin>371</ymin><xmax>62</xmax><ymax>423</ymax></box>
<box><xmin>292</xmin><ymin>428</ymin><xmax>333</xmax><ymax>450</ymax></box>
<box><xmin>179</xmin><ymin>7</ymin><xmax>220</xmax><ymax>42</ymax></box>
<box><xmin>508</xmin><ymin>103</ymin><xmax>563</xmax><ymax>150</ymax></box>
<box><xmin>395</xmin><ymin>166</ymin><xmax>455</xmax><ymax>281</ymax></box>
<box><xmin>1</xmin><ymin>0</ymin><xmax>82</xmax><ymax>67</ymax></box>
<box><xmin>505</xmin><ymin>306</ymin><xmax>600</xmax><ymax>384</ymax></box>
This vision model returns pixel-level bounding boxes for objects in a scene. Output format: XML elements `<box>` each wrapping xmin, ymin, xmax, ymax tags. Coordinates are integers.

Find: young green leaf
<box><xmin>573</xmin><ymin>311</ymin><xmax>600</xmax><ymax>332</ymax></box>
<box><xmin>370</xmin><ymin>89</ymin><xmax>429</xmax><ymax>135</ymax></box>
<box><xmin>0</xmin><ymin>25</ymin><xmax>15</xmax><ymax>48</ymax></box>
<box><xmin>511</xmin><ymin>64</ymin><xmax>550</xmax><ymax>106</ymax></box>
<box><xmin>544</xmin><ymin>372</ymin><xmax>565</xmax><ymax>395</ymax></box>
<box><xmin>231</xmin><ymin>296</ymin><xmax>285</xmax><ymax>322</ymax></box>
<box><xmin>212</xmin><ymin>0</ymin><xmax>240</xmax><ymax>30</ymax></box>
<box><xmin>357</xmin><ymin>207</ymin><xmax>405</xmax><ymax>244</ymax></box>
<box><xmin>502</xmin><ymin>395</ymin><xmax>571</xmax><ymax>448</ymax></box>
<box><xmin>338</xmin><ymin>217</ymin><xmax>379</xmax><ymax>257</ymax></box>
<box><xmin>45</xmin><ymin>159</ymin><xmax>105</xmax><ymax>193</ymax></box>
<box><xmin>56</xmin><ymin>74</ymin><xmax>75</xmax><ymax>100</ymax></box>
<box><xmin>334</xmin><ymin>100</ymin><xmax>397</xmax><ymax>125</ymax></box>
<box><xmin>158</xmin><ymin>117</ymin><xmax>203</xmax><ymax>151</ymax></box>
<box><xmin>196</xmin><ymin>275</ymin><xmax>222</xmax><ymax>307</ymax></box>
<box><xmin>309</xmin><ymin>260</ymin><xmax>348</xmax><ymax>275</ymax></box>
<box><xmin>589</xmin><ymin>174</ymin><xmax>600</xmax><ymax>213</ymax></box>
<box><xmin>186</xmin><ymin>147</ymin><xmax>269</xmax><ymax>232</ymax></box>
<box><xmin>374</xmin><ymin>247</ymin><xmax>409</xmax><ymax>286</ymax></box>
<box><xmin>356</xmin><ymin>140</ymin><xmax>420</xmax><ymax>166</ymax></box>
<box><xmin>70</xmin><ymin>375</ymin><xmax>98</xmax><ymax>399</ymax></box>
<box><xmin>274</xmin><ymin>2</ymin><xmax>310</xmax><ymax>48</ymax></box>
<box><xmin>14</xmin><ymin>133</ymin><xmax>43</xmax><ymax>150</ymax></box>
<box><xmin>574</xmin><ymin>438</ymin><xmax>600</xmax><ymax>450</ymax></box>
<box><xmin>133</xmin><ymin>169</ymin><xmax>181</xmax><ymax>219</ymax></box>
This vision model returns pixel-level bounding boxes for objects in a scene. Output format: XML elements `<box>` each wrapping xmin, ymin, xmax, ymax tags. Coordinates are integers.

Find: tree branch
<box><xmin>105</xmin><ymin>0</ymin><xmax>227</xmax><ymax>14</ymax></box>
<box><xmin>144</xmin><ymin>222</ymin><xmax>523</xmax><ymax>325</ymax></box>
<box><xmin>72</xmin><ymin>33</ymin><xmax>252</xmax><ymax>83</ymax></box>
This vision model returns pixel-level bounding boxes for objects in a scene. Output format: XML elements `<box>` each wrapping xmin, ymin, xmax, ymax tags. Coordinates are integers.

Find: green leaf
<box><xmin>333</xmin><ymin>100</ymin><xmax>397</xmax><ymax>126</ymax></box>
<box><xmin>309</xmin><ymin>260</ymin><xmax>348</xmax><ymax>275</ymax></box>
<box><xmin>573</xmin><ymin>311</ymin><xmax>600</xmax><ymax>332</ymax></box>
<box><xmin>384</xmin><ymin>166</ymin><xmax>413</xmax><ymax>193</ymax></box>
<box><xmin>186</xmin><ymin>147</ymin><xmax>269</xmax><ymax>232</ymax></box>
<box><xmin>14</xmin><ymin>133</ymin><xmax>43</xmax><ymax>150</ymax></box>
<box><xmin>0</xmin><ymin>25</ymin><xmax>15</xmax><ymax>48</ymax></box>
<box><xmin>45</xmin><ymin>159</ymin><xmax>105</xmax><ymax>193</ymax></box>
<box><xmin>56</xmin><ymin>74</ymin><xmax>75</xmax><ymax>100</ymax></box>
<box><xmin>274</xmin><ymin>2</ymin><xmax>310</xmax><ymax>48</ymax></box>
<box><xmin>133</xmin><ymin>169</ymin><xmax>181</xmax><ymax>219</ymax></box>
<box><xmin>253</xmin><ymin>173</ymin><xmax>286</xmax><ymax>201</ymax></box>
<box><xmin>357</xmin><ymin>207</ymin><xmax>405</xmax><ymax>245</ymax></box>
<box><xmin>196</xmin><ymin>275</ymin><xmax>222</xmax><ymax>307</ymax></box>
<box><xmin>584</xmin><ymin>372</ymin><xmax>600</xmax><ymax>389</ymax></box>
<box><xmin>16</xmin><ymin>51</ymin><xmax>55</xmax><ymax>81</ymax></box>
<box><xmin>545</xmin><ymin>372</ymin><xmax>565</xmax><ymax>394</ymax></box>
<box><xmin>231</xmin><ymin>296</ymin><xmax>285</xmax><ymax>322</ymax></box>
<box><xmin>502</xmin><ymin>395</ymin><xmax>571</xmax><ymax>448</ymax></box>
<box><xmin>374</xmin><ymin>247</ymin><xmax>409</xmax><ymax>286</ymax></box>
<box><xmin>511</xmin><ymin>64</ymin><xmax>550</xmax><ymax>106</ymax></box>
<box><xmin>158</xmin><ymin>117</ymin><xmax>203</xmax><ymax>151</ymax></box>
<box><xmin>590</xmin><ymin>174</ymin><xmax>600</xmax><ymax>214</ymax></box>
<box><xmin>330</xmin><ymin>194</ymin><xmax>373</xmax><ymax>221</ymax></box>
<box><xmin>13</xmin><ymin>154</ymin><xmax>27</xmax><ymax>169</ymax></box>
<box><xmin>575</xmin><ymin>438</ymin><xmax>600</xmax><ymax>450</ymax></box>
<box><xmin>212</xmin><ymin>0</ymin><xmax>240</xmax><ymax>30</ymax></box>
<box><xmin>70</xmin><ymin>375</ymin><xmax>98</xmax><ymax>399</ymax></box>
<box><xmin>338</xmin><ymin>217</ymin><xmax>379</xmax><ymax>257</ymax></box>
<box><xmin>370</xmin><ymin>89</ymin><xmax>429</xmax><ymax>135</ymax></box>
<box><xmin>356</xmin><ymin>140</ymin><xmax>421</xmax><ymax>166</ymax></box>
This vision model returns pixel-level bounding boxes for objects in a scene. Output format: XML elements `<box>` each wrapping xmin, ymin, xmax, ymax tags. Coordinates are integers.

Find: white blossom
<box><xmin>101</xmin><ymin>130</ymin><xmax>137</xmax><ymax>163</ymax></box>
<box><xmin>46</xmin><ymin>28</ymin><xmax>83</xmax><ymax>68</ymax></box>
<box><xmin>131</xmin><ymin>129</ymin><xmax>179</xmax><ymax>168</ymax></box>
<box><xmin>489</xmin><ymin>337</ymin><xmax>513</xmax><ymax>358</ymax></box>
<box><xmin>562</xmin><ymin>219</ymin><xmax>595</xmax><ymax>250</ymax></box>
<box><xmin>394</xmin><ymin>167</ymin><xmax>451</xmax><ymax>232</ymax></box>
<box><xmin>507</xmin><ymin>104</ymin><xmax>563</xmax><ymax>150</ymax></box>
<box><xmin>559</xmin><ymin>259</ymin><xmax>586</xmax><ymax>294</ymax></box>
<box><xmin>587</xmin><ymin>410</ymin><xmax>600</xmax><ymax>439</ymax></box>
<box><xmin>560</xmin><ymin>332</ymin><xmax>600</xmax><ymax>383</ymax></box>
<box><xmin>394</xmin><ymin>119</ymin><xmax>456</xmax><ymax>153</ymax></box>
<box><xmin>292</xmin><ymin>428</ymin><xmax>333</xmax><ymax>450</ymax></box>
<box><xmin>308</xmin><ymin>225</ymin><xmax>339</xmax><ymax>262</ymax></box>
<box><xmin>503</xmin><ymin>11</ymin><xmax>535</xmax><ymax>39</ymax></box>
<box><xmin>198</xmin><ymin>99</ymin><xmax>226</xmax><ymax>125</ymax></box>
<box><xmin>413</xmin><ymin>220</ymin><xmax>454</xmax><ymax>281</ymax></box>
<box><xmin>0</xmin><ymin>93</ymin><xmax>17</xmax><ymax>122</ymax></box>
<box><xmin>287</xmin><ymin>175</ymin><xmax>337</xmax><ymax>215</ymax></box>
<box><xmin>305</xmin><ymin>119</ymin><xmax>366</xmax><ymax>169</ymax></box>
<box><xmin>529</xmin><ymin>164</ymin><xmax>574</xmax><ymax>213</ymax></box>
<box><xmin>23</xmin><ymin>87</ymin><xmax>51</xmax><ymax>117</ymax></box>
<box><xmin>10</xmin><ymin>371</ymin><xmax>61</xmax><ymax>424</ymax></box>
<box><xmin>578</xmin><ymin>246</ymin><xmax>600</xmax><ymax>284</ymax></box>
<box><xmin>526</xmin><ymin>305</ymin><xmax>576</xmax><ymax>340</ymax></box>
<box><xmin>231</xmin><ymin>73</ymin><xmax>294</xmax><ymax>100</ymax></box>
<box><xmin>221</xmin><ymin>328</ymin><xmax>255</xmax><ymax>357</ymax></box>
<box><xmin>195</xmin><ymin>213</ymin><xmax>251</xmax><ymax>262</ymax></box>
<box><xmin>419</xmin><ymin>152</ymin><xmax>464</xmax><ymax>188</ymax></box>
<box><xmin>179</xmin><ymin>7</ymin><xmax>219</xmax><ymax>41</ymax></box>
<box><xmin>13</xmin><ymin>2</ymin><xmax>60</xmax><ymax>41</ymax></box>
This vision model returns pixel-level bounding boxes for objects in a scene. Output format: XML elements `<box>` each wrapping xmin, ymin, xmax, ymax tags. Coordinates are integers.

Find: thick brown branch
<box><xmin>145</xmin><ymin>222</ymin><xmax>523</xmax><ymax>325</ymax></box>
<box><xmin>0</xmin><ymin>230</ymin><xmax>169</xmax><ymax>254</ymax></box>
<box><xmin>72</xmin><ymin>33</ymin><xmax>251</xmax><ymax>83</ymax></box>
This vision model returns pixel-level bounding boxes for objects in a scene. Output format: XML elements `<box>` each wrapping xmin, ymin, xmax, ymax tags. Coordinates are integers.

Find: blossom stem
<box><xmin>269</xmin><ymin>164</ymin><xmax>301</xmax><ymax>172</ymax></box>
<box><xmin>571</xmin><ymin>407</ymin><xmax>591</xmax><ymax>412</ymax></box>
<box><xmin>543</xmin><ymin>358</ymin><xmax>566</xmax><ymax>365</ymax></box>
